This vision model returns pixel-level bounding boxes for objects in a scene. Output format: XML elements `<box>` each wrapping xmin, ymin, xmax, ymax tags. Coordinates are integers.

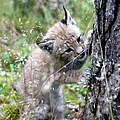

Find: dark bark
<box><xmin>81</xmin><ymin>0</ymin><xmax>120</xmax><ymax>120</ymax></box>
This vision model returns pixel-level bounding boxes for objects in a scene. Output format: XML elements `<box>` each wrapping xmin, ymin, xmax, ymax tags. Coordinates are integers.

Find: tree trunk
<box><xmin>82</xmin><ymin>0</ymin><xmax>120</xmax><ymax>120</ymax></box>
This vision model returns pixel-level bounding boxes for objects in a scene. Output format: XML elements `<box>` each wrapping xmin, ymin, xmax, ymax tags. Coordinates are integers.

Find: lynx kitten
<box><xmin>16</xmin><ymin>7</ymin><xmax>90</xmax><ymax>120</ymax></box>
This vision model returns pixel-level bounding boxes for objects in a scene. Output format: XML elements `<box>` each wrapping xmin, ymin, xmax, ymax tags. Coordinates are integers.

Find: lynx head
<box><xmin>37</xmin><ymin>7</ymin><xmax>87</xmax><ymax>71</ymax></box>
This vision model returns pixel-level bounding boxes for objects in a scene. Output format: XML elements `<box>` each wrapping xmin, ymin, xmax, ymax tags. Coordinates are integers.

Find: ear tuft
<box><xmin>62</xmin><ymin>6</ymin><xmax>76</xmax><ymax>25</ymax></box>
<box><xmin>63</xmin><ymin>6</ymin><xmax>67</xmax><ymax>25</ymax></box>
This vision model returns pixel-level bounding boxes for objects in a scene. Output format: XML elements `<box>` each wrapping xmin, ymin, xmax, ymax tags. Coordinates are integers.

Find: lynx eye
<box><xmin>65</xmin><ymin>47</ymin><xmax>74</xmax><ymax>53</ymax></box>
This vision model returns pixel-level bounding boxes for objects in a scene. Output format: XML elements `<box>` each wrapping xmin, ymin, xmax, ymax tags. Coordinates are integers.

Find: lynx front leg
<box><xmin>50</xmin><ymin>81</ymin><xmax>65</xmax><ymax>120</ymax></box>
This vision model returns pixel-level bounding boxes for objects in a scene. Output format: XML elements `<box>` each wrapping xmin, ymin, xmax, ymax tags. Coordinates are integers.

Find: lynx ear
<box><xmin>62</xmin><ymin>6</ymin><xmax>76</xmax><ymax>25</ymax></box>
<box><xmin>37</xmin><ymin>39</ymin><xmax>54</xmax><ymax>54</ymax></box>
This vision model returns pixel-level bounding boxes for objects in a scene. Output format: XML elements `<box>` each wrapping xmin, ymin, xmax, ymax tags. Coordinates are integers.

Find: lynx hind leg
<box><xmin>50</xmin><ymin>82</ymin><xmax>64</xmax><ymax>120</ymax></box>
<box><xmin>20</xmin><ymin>101</ymin><xmax>50</xmax><ymax>120</ymax></box>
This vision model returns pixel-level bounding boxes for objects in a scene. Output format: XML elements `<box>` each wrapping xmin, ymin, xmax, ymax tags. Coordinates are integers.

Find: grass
<box><xmin>0</xmin><ymin>0</ymin><xmax>94</xmax><ymax>119</ymax></box>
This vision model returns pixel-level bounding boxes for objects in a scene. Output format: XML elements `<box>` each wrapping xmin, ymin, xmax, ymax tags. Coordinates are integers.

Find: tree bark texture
<box><xmin>82</xmin><ymin>0</ymin><xmax>120</xmax><ymax>120</ymax></box>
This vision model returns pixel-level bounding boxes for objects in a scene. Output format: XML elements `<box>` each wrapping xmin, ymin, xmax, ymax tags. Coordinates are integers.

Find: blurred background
<box><xmin>0</xmin><ymin>0</ymin><xmax>94</xmax><ymax>119</ymax></box>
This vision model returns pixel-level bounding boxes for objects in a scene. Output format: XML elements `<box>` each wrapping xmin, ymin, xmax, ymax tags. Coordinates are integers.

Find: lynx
<box><xmin>15</xmin><ymin>7</ymin><xmax>91</xmax><ymax>120</ymax></box>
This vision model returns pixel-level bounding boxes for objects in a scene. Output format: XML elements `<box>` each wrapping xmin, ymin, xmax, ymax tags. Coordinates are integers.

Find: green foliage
<box><xmin>0</xmin><ymin>44</ymin><xmax>35</xmax><ymax>72</ymax></box>
<box><xmin>0</xmin><ymin>0</ymin><xmax>94</xmax><ymax>119</ymax></box>
<box><xmin>0</xmin><ymin>72</ymin><xmax>23</xmax><ymax>119</ymax></box>
<box><xmin>69</xmin><ymin>0</ymin><xmax>94</xmax><ymax>34</ymax></box>
<box><xmin>13</xmin><ymin>0</ymin><xmax>35</xmax><ymax>15</ymax></box>
<box><xmin>0</xmin><ymin>104</ymin><xmax>20</xmax><ymax>120</ymax></box>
